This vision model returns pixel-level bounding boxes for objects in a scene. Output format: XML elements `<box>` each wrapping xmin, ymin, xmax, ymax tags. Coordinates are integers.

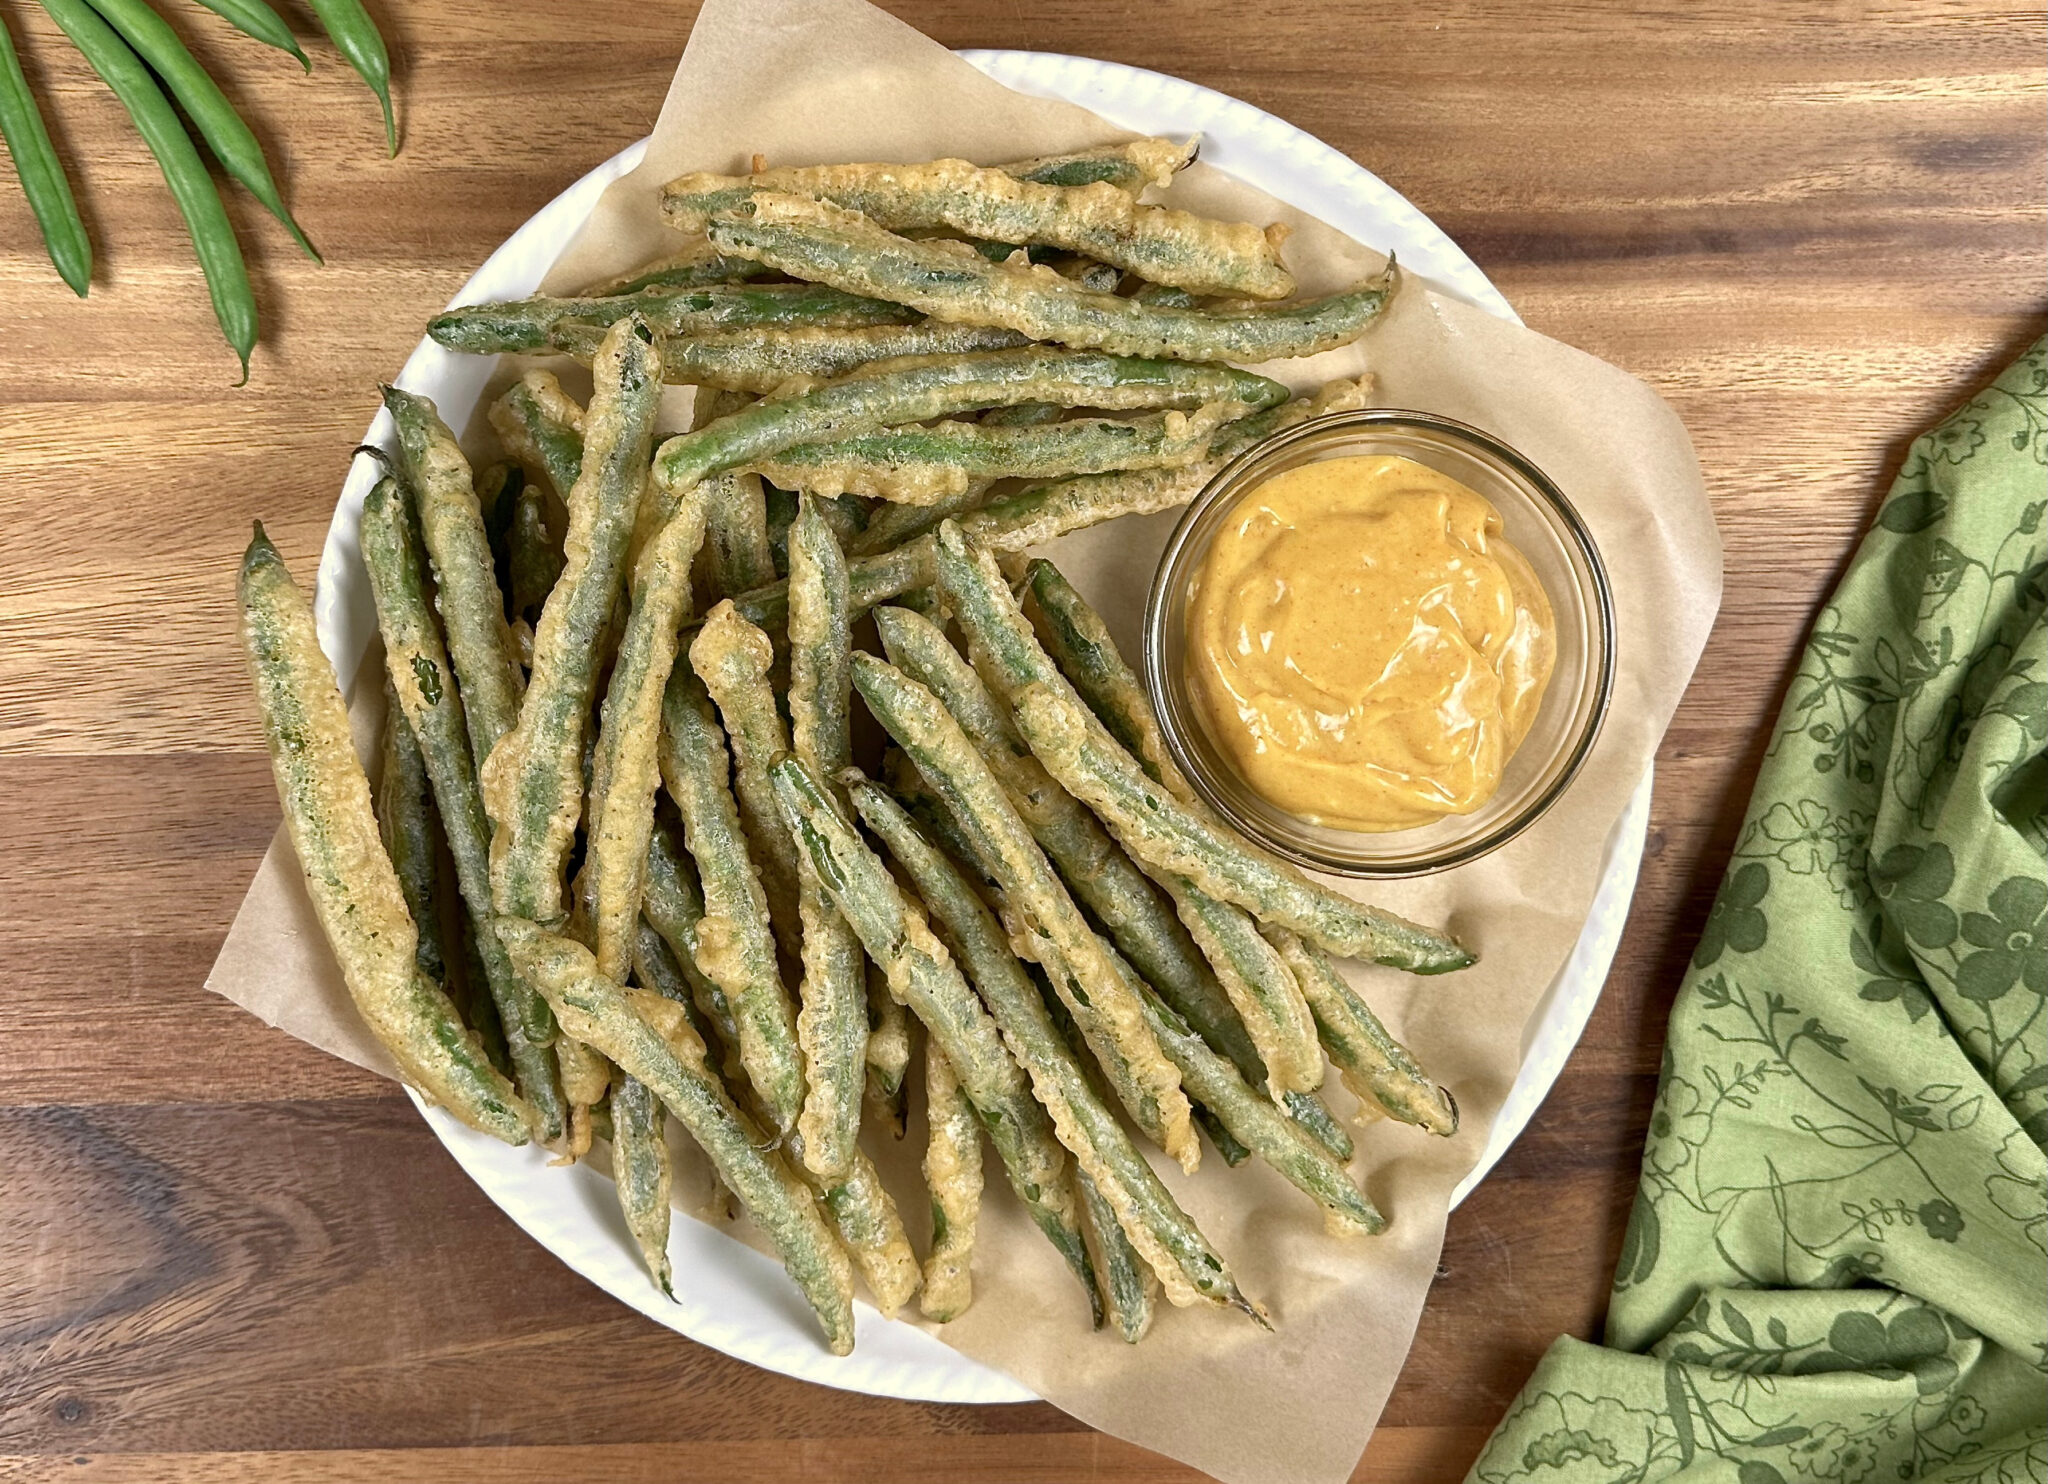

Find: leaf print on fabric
<box><xmin>1694</xmin><ymin>862</ymin><xmax>1771</xmax><ymax>968</ymax></box>
<box><xmin>1955</xmin><ymin>875</ymin><xmax>2047</xmax><ymax>1002</ymax></box>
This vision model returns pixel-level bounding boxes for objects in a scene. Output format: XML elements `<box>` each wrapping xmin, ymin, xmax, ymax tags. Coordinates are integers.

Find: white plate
<box><xmin>315</xmin><ymin>51</ymin><xmax>1652</xmax><ymax>1406</ymax></box>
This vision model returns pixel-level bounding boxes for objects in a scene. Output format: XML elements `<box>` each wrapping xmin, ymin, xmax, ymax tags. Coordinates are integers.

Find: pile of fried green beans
<box><xmin>0</xmin><ymin>0</ymin><xmax>394</xmax><ymax>377</ymax></box>
<box><xmin>242</xmin><ymin>140</ymin><xmax>1467</xmax><ymax>1353</ymax></box>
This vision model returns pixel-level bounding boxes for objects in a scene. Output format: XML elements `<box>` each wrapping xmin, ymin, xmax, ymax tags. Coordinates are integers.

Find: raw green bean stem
<box><xmin>306</xmin><ymin>0</ymin><xmax>394</xmax><ymax>154</ymax></box>
<box><xmin>239</xmin><ymin>524</ymin><xmax>530</xmax><ymax>1142</ymax></box>
<box><xmin>84</xmin><ymin>0</ymin><xmax>319</xmax><ymax>259</ymax></box>
<box><xmin>41</xmin><ymin>0</ymin><xmax>256</xmax><ymax>377</ymax></box>
<box><xmin>189</xmin><ymin>0</ymin><xmax>307</xmax><ymax>68</ymax></box>
<box><xmin>0</xmin><ymin>10</ymin><xmax>91</xmax><ymax>294</ymax></box>
<box><xmin>495</xmin><ymin>919</ymin><xmax>855</xmax><ymax>1353</ymax></box>
<box><xmin>704</xmin><ymin>194</ymin><xmax>1397</xmax><ymax>362</ymax></box>
<box><xmin>428</xmin><ymin>282</ymin><xmax>916</xmax><ymax>356</ymax></box>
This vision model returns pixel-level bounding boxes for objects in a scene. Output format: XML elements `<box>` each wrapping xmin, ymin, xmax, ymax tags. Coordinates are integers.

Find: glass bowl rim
<box><xmin>1141</xmin><ymin>406</ymin><xmax>1619</xmax><ymax>879</ymax></box>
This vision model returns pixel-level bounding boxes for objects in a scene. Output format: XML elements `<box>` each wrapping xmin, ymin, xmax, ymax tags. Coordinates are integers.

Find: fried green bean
<box><xmin>688</xmin><ymin>602</ymin><xmax>804</xmax><ymax>962</ymax></box>
<box><xmin>750</xmin><ymin>401</ymin><xmax>1248</xmax><ymax>504</ymax></box>
<box><xmin>657</xmin><ymin>664</ymin><xmax>805</xmax><ymax>1134</ymax></box>
<box><xmin>652</xmin><ymin>346</ymin><xmax>1285</xmax><ymax>504</ymax></box>
<box><xmin>841</xmin><ymin>772</ymin><xmax>1246</xmax><ymax>1315</ymax></box>
<box><xmin>428</xmin><ymin>282</ymin><xmax>917</xmax><ymax>356</ymax></box>
<box><xmin>1265</xmin><ymin>926</ymin><xmax>1458</xmax><ymax>1135</ymax></box>
<box><xmin>484</xmin><ymin>317</ymin><xmax>663</xmax><ymax>927</ymax></box>
<box><xmin>919</xmin><ymin>1045</ymin><xmax>981</xmax><ymax>1322</ymax></box>
<box><xmin>864</xmin><ymin>961</ymin><xmax>911</xmax><ymax>1137</ymax></box>
<box><xmin>692</xmin><ymin>390</ymin><xmax>777</xmax><ymax>605</ymax></box>
<box><xmin>1076</xmin><ymin>1170</ymin><xmax>1155</xmax><ymax>1342</ymax></box>
<box><xmin>641</xmin><ymin>818</ymin><xmax>748</xmax><ymax>1087</ymax></box>
<box><xmin>728</xmin><ymin>379</ymin><xmax>1371</xmax><ymax>630</ymax></box>
<box><xmin>382</xmin><ymin>385</ymin><xmax>524</xmax><ymax>764</ymax></box>
<box><xmin>547</xmin><ymin>320</ymin><xmax>1032</xmax><ymax>392</ymax></box>
<box><xmin>489</xmin><ymin>372</ymin><xmax>583</xmax><ymax>502</ymax></box>
<box><xmin>784</xmin><ymin>502</ymin><xmax>868</xmax><ymax>1181</ymax></box>
<box><xmin>584</xmin><ymin>239</ymin><xmax>779</xmax><ymax>296</ymax></box>
<box><xmin>582</xmin><ymin>482</ymin><xmax>711</xmax><ymax>985</ymax></box>
<box><xmin>664</xmin><ymin>154</ymin><xmax>1288</xmax><ymax>298</ymax></box>
<box><xmin>608</xmin><ymin>1073</ymin><xmax>673</xmax><ymax>1296</ymax></box>
<box><xmin>810</xmin><ymin>1147</ymin><xmax>920</xmax><ymax>1317</ymax></box>
<box><xmin>507</xmin><ymin>476</ymin><xmax>566</xmax><ymax>625</ymax></box>
<box><xmin>706</xmin><ymin>195</ymin><xmax>1398</xmax><ymax>361</ymax></box>
<box><xmin>772</xmin><ymin>759</ymin><xmax>1100</xmax><ymax>1321</ymax></box>
<box><xmin>239</xmin><ymin>525</ymin><xmax>530</xmax><ymax>1142</ymax></box>
<box><xmin>846</xmin><ymin>404</ymin><xmax>1060</xmax><ymax>557</ymax></box>
<box><xmin>376</xmin><ymin>682</ymin><xmax>448</xmax><ymax>988</ymax></box>
<box><xmin>495</xmin><ymin>919</ymin><xmax>854</xmax><ymax>1352</ymax></box>
<box><xmin>1161</xmin><ymin>877</ymin><xmax>1322</xmax><ymax>1097</ymax></box>
<box><xmin>360</xmin><ymin>477</ymin><xmax>568</xmax><ymax>1142</ymax></box>
<box><xmin>849</xmin><ymin>653</ymin><xmax>1196</xmax><ymax>1171</ymax></box>
<box><xmin>998</xmin><ymin>137</ymin><xmax>1194</xmax><ymax>193</ymax></box>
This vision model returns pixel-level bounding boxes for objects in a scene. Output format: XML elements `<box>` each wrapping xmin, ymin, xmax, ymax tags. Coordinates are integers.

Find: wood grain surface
<box><xmin>1</xmin><ymin>1</ymin><xmax>2041</xmax><ymax>1479</ymax></box>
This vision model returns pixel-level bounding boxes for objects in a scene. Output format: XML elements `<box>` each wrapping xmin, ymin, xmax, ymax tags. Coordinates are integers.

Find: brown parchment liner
<box><xmin>207</xmin><ymin>2</ymin><xmax>1722</xmax><ymax>1479</ymax></box>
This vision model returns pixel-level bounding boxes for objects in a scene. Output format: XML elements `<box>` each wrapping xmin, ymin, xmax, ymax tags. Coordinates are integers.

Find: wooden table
<box><xmin>2</xmin><ymin>2</ymin><xmax>2041</xmax><ymax>1478</ymax></box>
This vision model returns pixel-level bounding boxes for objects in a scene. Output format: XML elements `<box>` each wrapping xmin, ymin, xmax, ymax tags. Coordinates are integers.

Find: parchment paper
<box><xmin>207</xmin><ymin>2</ymin><xmax>1723</xmax><ymax>1479</ymax></box>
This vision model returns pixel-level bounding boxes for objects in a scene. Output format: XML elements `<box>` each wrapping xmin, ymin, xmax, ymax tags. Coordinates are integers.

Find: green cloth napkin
<box><xmin>1470</xmin><ymin>341</ymin><xmax>2048</xmax><ymax>1484</ymax></box>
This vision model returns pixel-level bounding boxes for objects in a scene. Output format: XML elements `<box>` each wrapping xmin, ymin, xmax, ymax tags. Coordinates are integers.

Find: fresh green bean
<box><xmin>376</xmin><ymin>680</ymin><xmax>448</xmax><ymax>988</ymax></box>
<box><xmin>548</xmin><ymin>321</ymin><xmax>1032</xmax><ymax>392</ymax></box>
<box><xmin>751</xmin><ymin>400</ymin><xmax>1248</xmax><ymax>504</ymax></box>
<box><xmin>998</xmin><ymin>137</ymin><xmax>1193</xmax><ymax>193</ymax></box>
<box><xmin>0</xmin><ymin>10</ymin><xmax>90</xmax><ymax>294</ymax></box>
<box><xmin>772</xmin><ymin>759</ymin><xmax>1101</xmax><ymax>1321</ymax></box>
<box><xmin>359</xmin><ymin>476</ymin><xmax>568</xmax><ymax>1142</ymax></box>
<box><xmin>657</xmin><ymin>663</ymin><xmax>805</xmax><ymax>1134</ymax></box>
<box><xmin>306</xmin><ymin>0</ymin><xmax>394</xmax><ymax>155</ymax></box>
<box><xmin>705</xmin><ymin>195</ymin><xmax>1399</xmax><ymax>361</ymax></box>
<box><xmin>495</xmin><ymin>919</ymin><xmax>854</xmax><ymax>1352</ymax></box>
<box><xmin>1076</xmin><ymin>1171</ymin><xmax>1155</xmax><ymax>1342</ymax></box>
<box><xmin>584</xmin><ymin>241</ymin><xmax>778</xmax><ymax>295</ymax></box>
<box><xmin>608</xmin><ymin>1074</ymin><xmax>674</xmax><ymax>1296</ymax></box>
<box><xmin>484</xmin><ymin>318</ymin><xmax>663</xmax><ymax>927</ymax></box>
<box><xmin>489</xmin><ymin>372</ymin><xmax>583</xmax><ymax>502</ymax></box>
<box><xmin>382</xmin><ymin>385</ymin><xmax>524</xmax><ymax>764</ymax></box>
<box><xmin>785</xmin><ymin>501</ymin><xmax>867</xmax><ymax>1181</ymax></box>
<box><xmin>428</xmin><ymin>282</ymin><xmax>917</xmax><ymax>356</ymax></box>
<box><xmin>849</xmin><ymin>653</ymin><xmax>1196</xmax><ymax>1171</ymax></box>
<box><xmin>83</xmin><ymin>0</ymin><xmax>319</xmax><ymax>259</ymax></box>
<box><xmin>841</xmin><ymin>772</ymin><xmax>1246</xmax><ymax>1315</ymax></box>
<box><xmin>189</xmin><ymin>0</ymin><xmax>307</xmax><ymax>68</ymax></box>
<box><xmin>1265</xmin><ymin>926</ymin><xmax>1458</xmax><ymax>1135</ymax></box>
<box><xmin>582</xmin><ymin>482</ymin><xmax>710</xmax><ymax>986</ymax></box>
<box><xmin>919</xmin><ymin>1045</ymin><xmax>981</xmax><ymax>1323</ymax></box>
<box><xmin>239</xmin><ymin>524</ymin><xmax>530</xmax><ymax>1142</ymax></box>
<box><xmin>41</xmin><ymin>0</ymin><xmax>255</xmax><ymax>377</ymax></box>
<box><xmin>728</xmin><ymin>379</ymin><xmax>1371</xmax><ymax>630</ymax></box>
<box><xmin>652</xmin><ymin>346</ymin><xmax>1285</xmax><ymax>504</ymax></box>
<box><xmin>664</xmin><ymin>154</ymin><xmax>1289</xmax><ymax>297</ymax></box>
<box><xmin>687</xmin><ymin>602</ymin><xmax>804</xmax><ymax>962</ymax></box>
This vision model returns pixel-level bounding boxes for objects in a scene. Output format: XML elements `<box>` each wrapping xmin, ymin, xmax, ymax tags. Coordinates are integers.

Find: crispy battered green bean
<box><xmin>382</xmin><ymin>385</ymin><xmax>524</xmax><ymax>764</ymax></box>
<box><xmin>495</xmin><ymin>919</ymin><xmax>854</xmax><ymax>1352</ymax></box>
<box><xmin>360</xmin><ymin>478</ymin><xmax>568</xmax><ymax>1142</ymax></box>
<box><xmin>641</xmin><ymin>818</ymin><xmax>748</xmax><ymax>1087</ymax></box>
<box><xmin>846</xmin><ymin>404</ymin><xmax>1061</xmax><ymax>557</ymax></box>
<box><xmin>919</xmin><ymin>1045</ymin><xmax>981</xmax><ymax>1322</ymax></box>
<box><xmin>688</xmin><ymin>602</ymin><xmax>804</xmax><ymax>962</ymax></box>
<box><xmin>728</xmin><ymin>379</ymin><xmax>1370</xmax><ymax>630</ymax></box>
<box><xmin>429</xmin><ymin>282</ymin><xmax>917</xmax><ymax>356</ymax></box>
<box><xmin>664</xmin><ymin>155</ymin><xmax>1288</xmax><ymax>298</ymax></box>
<box><xmin>785</xmin><ymin>501</ymin><xmax>868</xmax><ymax>1181</ymax></box>
<box><xmin>452</xmin><ymin>906</ymin><xmax>512</xmax><ymax>1075</ymax></box>
<box><xmin>1265</xmin><ymin>926</ymin><xmax>1458</xmax><ymax>1135</ymax></box>
<box><xmin>692</xmin><ymin>390</ymin><xmax>777</xmax><ymax>605</ymax></box>
<box><xmin>652</xmin><ymin>346</ymin><xmax>1285</xmax><ymax>504</ymax></box>
<box><xmin>841</xmin><ymin>772</ymin><xmax>1245</xmax><ymax>1315</ymax></box>
<box><xmin>810</xmin><ymin>1148</ymin><xmax>920</xmax><ymax>1317</ymax></box>
<box><xmin>585</xmin><ymin>240</ymin><xmax>778</xmax><ymax>296</ymax></box>
<box><xmin>608</xmin><ymin>1073</ymin><xmax>673</xmax><ymax>1296</ymax></box>
<box><xmin>864</xmin><ymin>961</ymin><xmax>910</xmax><ymax>1137</ymax></box>
<box><xmin>547</xmin><ymin>320</ymin><xmax>1032</xmax><ymax>392</ymax></box>
<box><xmin>1160</xmin><ymin>877</ymin><xmax>1322</xmax><ymax>1097</ymax></box>
<box><xmin>484</xmin><ymin>317</ymin><xmax>663</xmax><ymax>927</ymax></box>
<box><xmin>1012</xmin><ymin>679</ymin><xmax>1473</xmax><ymax>972</ymax></box>
<box><xmin>657</xmin><ymin>664</ymin><xmax>805</xmax><ymax>1133</ymax></box>
<box><xmin>583</xmin><ymin>483</ymin><xmax>710</xmax><ymax>985</ymax></box>
<box><xmin>998</xmin><ymin>137</ymin><xmax>1194</xmax><ymax>193</ymax></box>
<box><xmin>1076</xmin><ymin>1170</ymin><xmax>1155</xmax><ymax>1342</ymax></box>
<box><xmin>773</xmin><ymin>760</ymin><xmax>1100</xmax><ymax>1321</ymax></box>
<box><xmin>1131</xmin><ymin>281</ymin><xmax>1199</xmax><ymax>309</ymax></box>
<box><xmin>489</xmin><ymin>372</ymin><xmax>583</xmax><ymax>502</ymax></box>
<box><xmin>750</xmin><ymin>401</ymin><xmax>1248</xmax><ymax>504</ymax></box>
<box><xmin>507</xmin><ymin>476</ymin><xmax>566</xmax><ymax>624</ymax></box>
<box><xmin>849</xmin><ymin>653</ymin><xmax>1195</xmax><ymax>1171</ymax></box>
<box><xmin>706</xmin><ymin>195</ymin><xmax>1398</xmax><ymax>361</ymax></box>
<box><xmin>239</xmin><ymin>525</ymin><xmax>530</xmax><ymax>1142</ymax></box>
<box><xmin>376</xmin><ymin>681</ymin><xmax>448</xmax><ymax>988</ymax></box>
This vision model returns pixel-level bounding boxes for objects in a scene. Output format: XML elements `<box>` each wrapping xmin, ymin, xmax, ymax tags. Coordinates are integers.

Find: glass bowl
<box><xmin>1143</xmin><ymin>409</ymin><xmax>1615</xmax><ymax>878</ymax></box>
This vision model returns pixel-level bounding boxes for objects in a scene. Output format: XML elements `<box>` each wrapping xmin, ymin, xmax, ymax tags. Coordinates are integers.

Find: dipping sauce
<box><xmin>1187</xmin><ymin>453</ymin><xmax>1556</xmax><ymax>833</ymax></box>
